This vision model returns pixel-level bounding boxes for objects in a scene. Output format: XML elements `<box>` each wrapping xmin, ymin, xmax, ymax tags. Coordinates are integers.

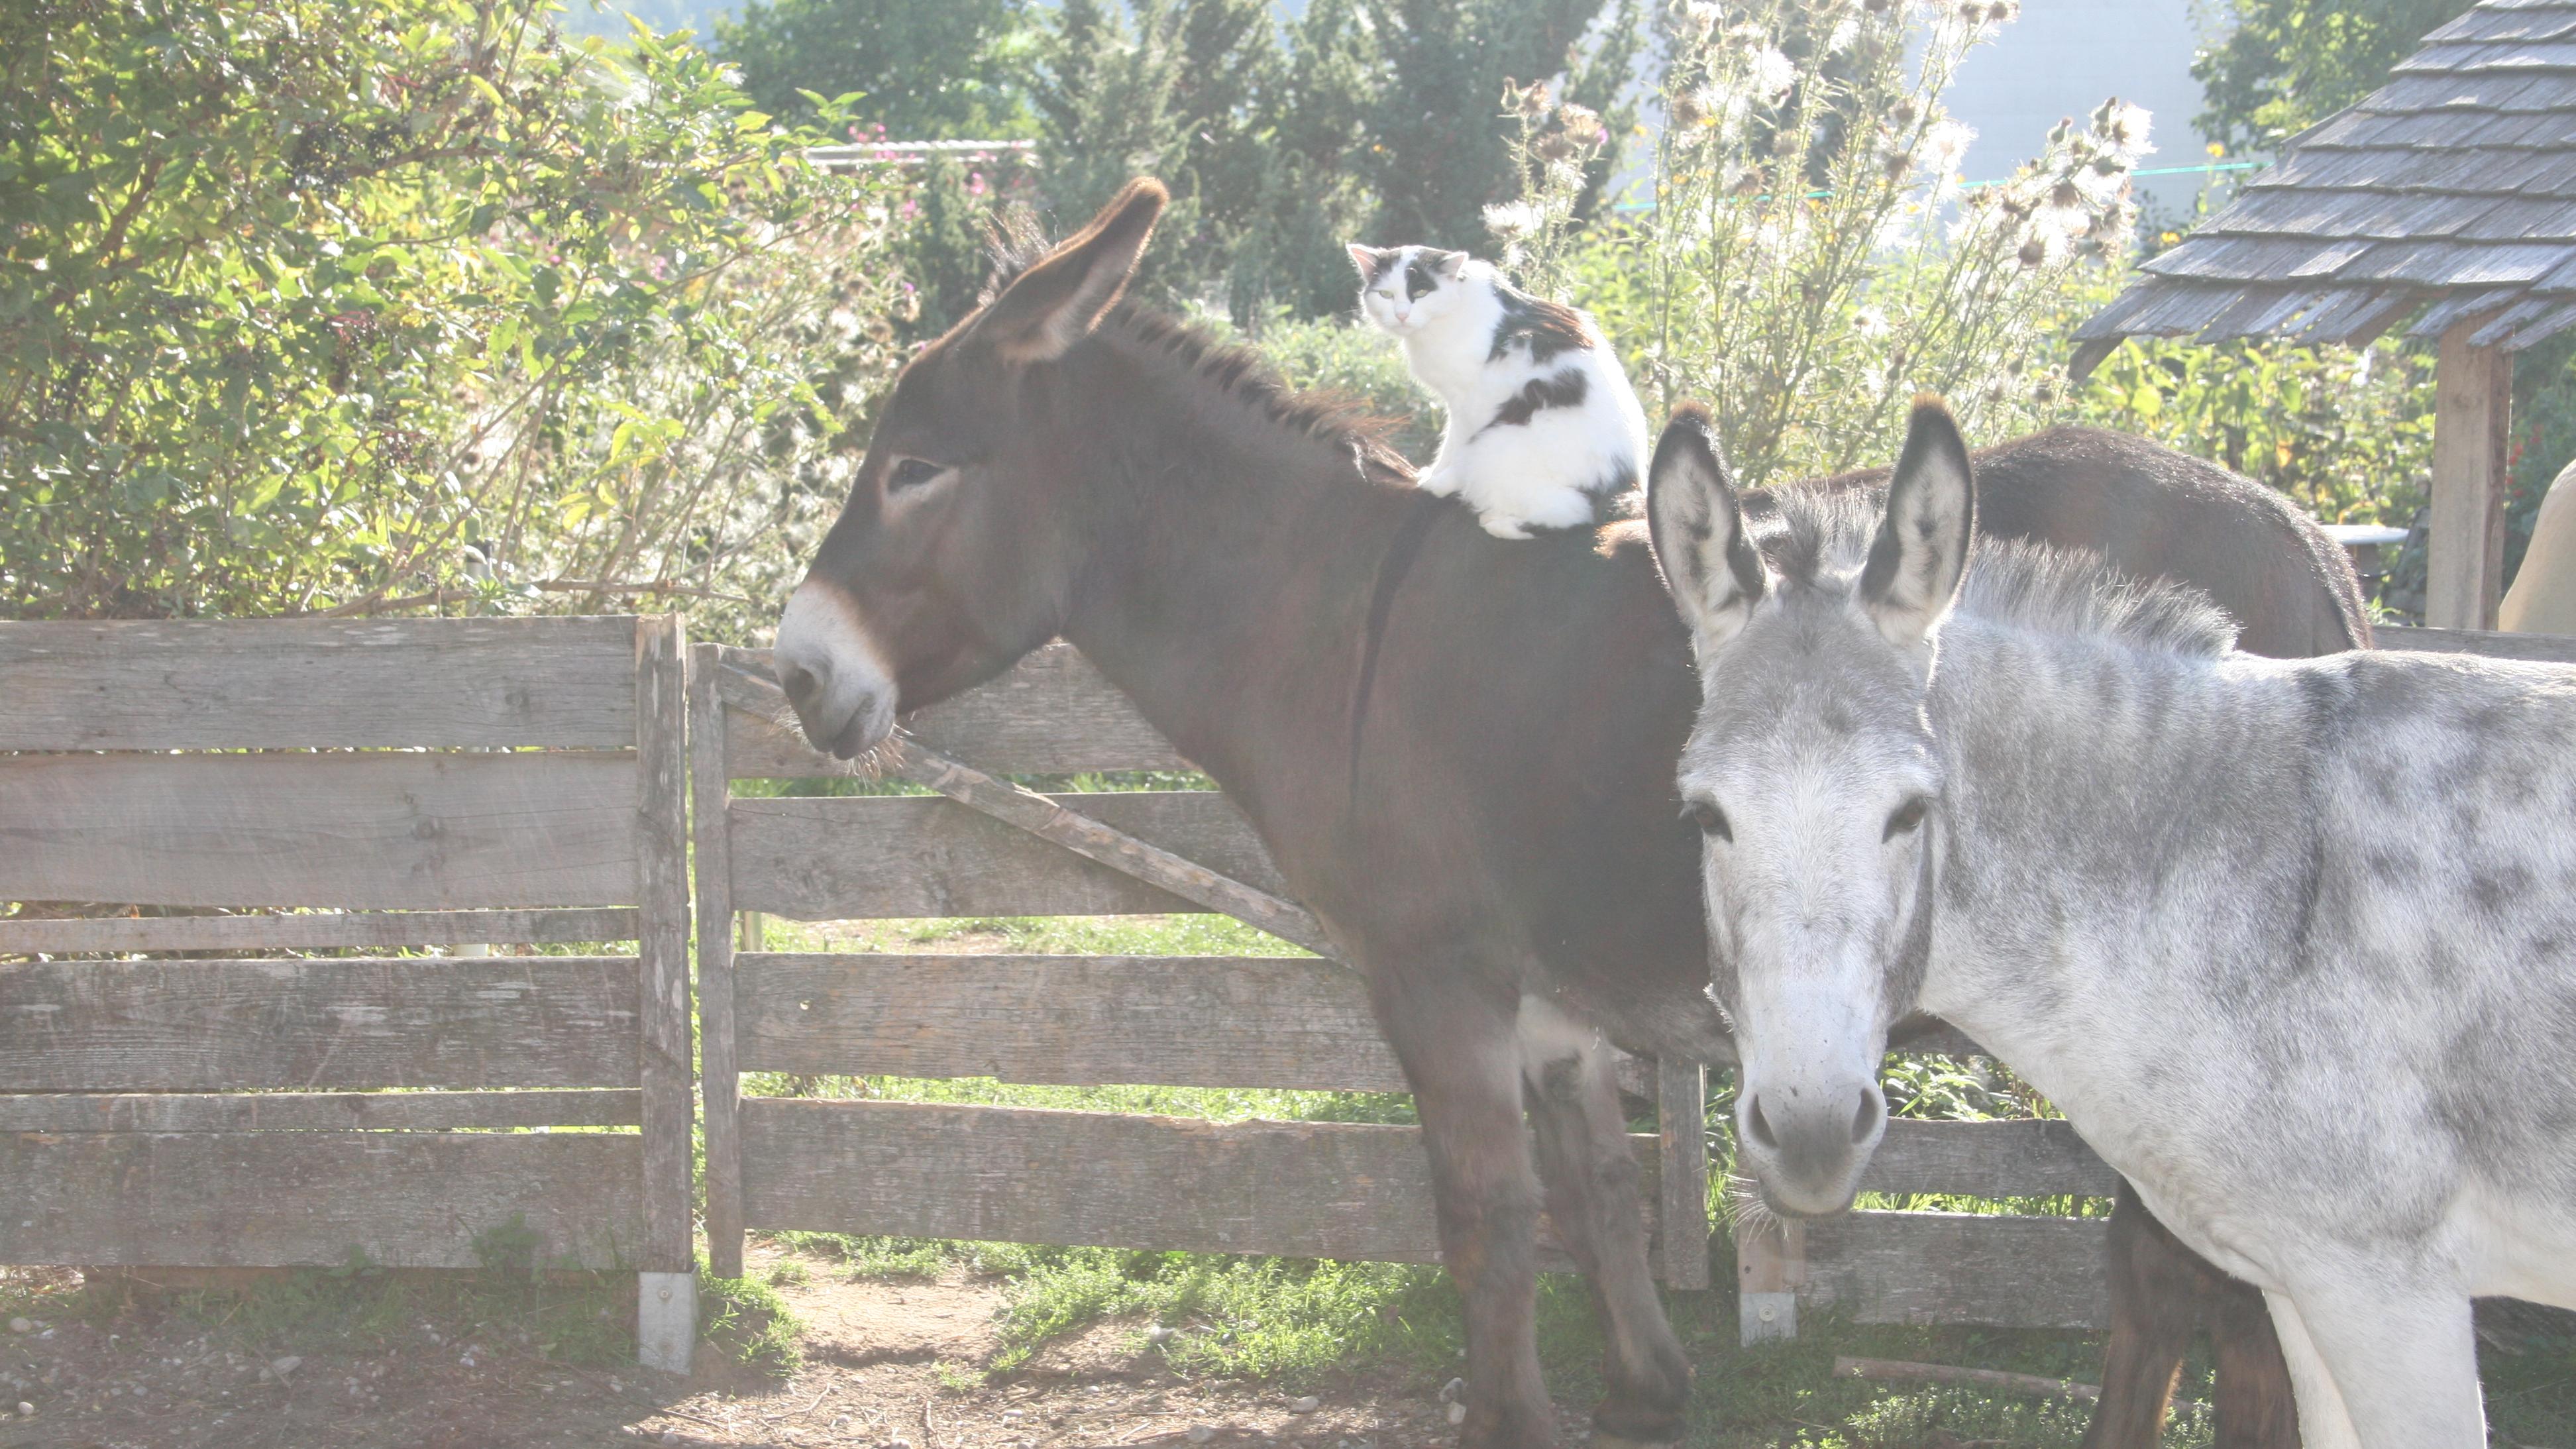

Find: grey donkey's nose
<box><xmin>1741</xmin><ymin>1083</ymin><xmax>1886</xmax><ymax>1214</ymax></box>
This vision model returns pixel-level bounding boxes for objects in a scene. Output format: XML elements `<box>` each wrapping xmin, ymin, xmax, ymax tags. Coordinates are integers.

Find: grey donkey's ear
<box><xmin>1648</xmin><ymin>404</ymin><xmax>1765</xmax><ymax>650</ymax></box>
<box><xmin>1862</xmin><ymin>396</ymin><xmax>1976</xmax><ymax>650</ymax></box>
<box><xmin>978</xmin><ymin>178</ymin><xmax>1167</xmax><ymax>364</ymax></box>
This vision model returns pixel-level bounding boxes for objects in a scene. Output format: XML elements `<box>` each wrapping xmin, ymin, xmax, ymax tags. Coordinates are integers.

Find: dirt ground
<box><xmin>0</xmin><ymin>1244</ymin><xmax>1504</xmax><ymax>1449</ymax></box>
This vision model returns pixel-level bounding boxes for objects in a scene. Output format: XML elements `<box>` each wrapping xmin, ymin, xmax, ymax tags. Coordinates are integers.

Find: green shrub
<box><xmin>1</xmin><ymin>0</ymin><xmax>908</xmax><ymax>625</ymax></box>
<box><xmin>1509</xmin><ymin>0</ymin><xmax>2143</xmax><ymax>490</ymax></box>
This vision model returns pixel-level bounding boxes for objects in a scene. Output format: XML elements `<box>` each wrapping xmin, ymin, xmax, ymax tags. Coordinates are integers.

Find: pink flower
<box><xmin>967</xmin><ymin>171</ymin><xmax>987</xmax><ymax>196</ymax></box>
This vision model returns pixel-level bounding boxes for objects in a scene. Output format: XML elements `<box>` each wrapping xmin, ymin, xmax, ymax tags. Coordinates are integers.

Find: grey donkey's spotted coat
<box><xmin>1650</xmin><ymin>400</ymin><xmax>2576</xmax><ymax>1449</ymax></box>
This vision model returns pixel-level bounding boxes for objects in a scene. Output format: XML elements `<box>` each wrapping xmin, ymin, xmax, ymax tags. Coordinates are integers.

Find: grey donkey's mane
<box><xmin>1755</xmin><ymin>483</ymin><xmax>2240</xmax><ymax>658</ymax></box>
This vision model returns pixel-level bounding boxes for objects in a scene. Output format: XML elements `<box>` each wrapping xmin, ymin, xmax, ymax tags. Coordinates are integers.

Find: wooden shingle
<box><xmin>2076</xmin><ymin>0</ymin><xmax>2576</xmax><ymax>367</ymax></box>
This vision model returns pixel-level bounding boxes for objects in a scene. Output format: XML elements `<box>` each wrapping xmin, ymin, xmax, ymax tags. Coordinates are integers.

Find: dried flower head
<box><xmin>2088</xmin><ymin>97</ymin><xmax>2153</xmax><ymax>162</ymax></box>
<box><xmin>1483</xmin><ymin>199</ymin><xmax>1546</xmax><ymax>239</ymax></box>
<box><xmin>1750</xmin><ymin>45</ymin><xmax>1796</xmax><ymax>102</ymax></box>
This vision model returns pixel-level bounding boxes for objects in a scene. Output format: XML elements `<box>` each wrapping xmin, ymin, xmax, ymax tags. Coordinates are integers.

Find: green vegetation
<box><xmin>3</xmin><ymin>0</ymin><xmax>906</xmax><ymax>629</ymax></box>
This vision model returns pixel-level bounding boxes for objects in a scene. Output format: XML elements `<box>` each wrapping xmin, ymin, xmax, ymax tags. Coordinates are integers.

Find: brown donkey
<box><xmin>773</xmin><ymin>180</ymin><xmax>2360</xmax><ymax>1449</ymax></box>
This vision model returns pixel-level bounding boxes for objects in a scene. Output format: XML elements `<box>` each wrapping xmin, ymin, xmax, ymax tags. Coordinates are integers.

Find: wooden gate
<box><xmin>0</xmin><ymin>617</ymin><xmax>698</xmax><ymax>1371</ymax></box>
<box><xmin>690</xmin><ymin>643</ymin><xmax>1715</xmax><ymax>1285</ymax></box>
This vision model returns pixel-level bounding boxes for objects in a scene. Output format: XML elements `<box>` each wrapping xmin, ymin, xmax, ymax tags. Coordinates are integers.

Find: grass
<box><xmin>0</xmin><ymin>1260</ymin><xmax>639</xmax><ymax>1371</ymax></box>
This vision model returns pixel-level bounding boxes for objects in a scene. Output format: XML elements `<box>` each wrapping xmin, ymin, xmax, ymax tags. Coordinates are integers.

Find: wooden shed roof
<box><xmin>2071</xmin><ymin>0</ymin><xmax>2576</xmax><ymax>375</ymax></box>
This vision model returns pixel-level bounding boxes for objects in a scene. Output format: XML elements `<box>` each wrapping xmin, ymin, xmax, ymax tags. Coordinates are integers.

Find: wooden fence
<box><xmin>691</xmin><ymin>643</ymin><xmax>1716</xmax><ymax>1286</ymax></box>
<box><xmin>7</xmin><ymin>617</ymin><xmax>2557</xmax><ymax>1368</ymax></box>
<box><xmin>0</xmin><ymin>617</ymin><xmax>698</xmax><ymax>1371</ymax></box>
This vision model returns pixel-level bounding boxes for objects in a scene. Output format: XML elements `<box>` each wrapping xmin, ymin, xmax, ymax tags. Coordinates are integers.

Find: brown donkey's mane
<box><xmin>985</xmin><ymin>214</ymin><xmax>1417</xmax><ymax>486</ymax></box>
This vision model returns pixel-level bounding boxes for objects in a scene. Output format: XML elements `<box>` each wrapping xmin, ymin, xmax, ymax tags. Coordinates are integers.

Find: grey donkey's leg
<box><xmin>1375</xmin><ymin>968</ymin><xmax>1556</xmax><ymax>1449</ymax></box>
<box><xmin>1522</xmin><ymin>1032</ymin><xmax>1691</xmax><ymax>1445</ymax></box>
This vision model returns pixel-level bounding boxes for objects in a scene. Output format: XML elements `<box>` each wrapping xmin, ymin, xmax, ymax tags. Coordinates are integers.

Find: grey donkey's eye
<box><xmin>1884</xmin><ymin>796</ymin><xmax>1930</xmax><ymax>839</ymax></box>
<box><xmin>1685</xmin><ymin>800</ymin><xmax>1732</xmax><ymax>841</ymax></box>
<box><xmin>888</xmin><ymin>457</ymin><xmax>945</xmax><ymax>493</ymax></box>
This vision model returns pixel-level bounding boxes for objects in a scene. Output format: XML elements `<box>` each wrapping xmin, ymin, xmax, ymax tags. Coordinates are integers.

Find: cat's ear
<box><xmin>1346</xmin><ymin>243</ymin><xmax>1390</xmax><ymax>280</ymax></box>
<box><xmin>1648</xmin><ymin>403</ymin><xmax>1766</xmax><ymax>652</ymax></box>
<box><xmin>1430</xmin><ymin>249</ymin><xmax>1470</xmax><ymax>277</ymax></box>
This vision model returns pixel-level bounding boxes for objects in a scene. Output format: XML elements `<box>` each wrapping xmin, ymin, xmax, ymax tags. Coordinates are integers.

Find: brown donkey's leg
<box><xmin>1375</xmin><ymin>969</ymin><xmax>1556</xmax><ymax>1449</ymax></box>
<box><xmin>1525</xmin><ymin>1048</ymin><xmax>1691</xmax><ymax>1445</ymax></box>
<box><xmin>2080</xmin><ymin>1181</ymin><xmax>2200</xmax><ymax>1449</ymax></box>
<box><xmin>2208</xmin><ymin>1275</ymin><xmax>2299</xmax><ymax>1449</ymax></box>
<box><xmin>2082</xmin><ymin>1182</ymin><xmax>2302</xmax><ymax>1449</ymax></box>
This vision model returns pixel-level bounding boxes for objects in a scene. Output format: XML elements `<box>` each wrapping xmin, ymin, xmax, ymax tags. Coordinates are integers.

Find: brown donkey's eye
<box><xmin>1686</xmin><ymin>800</ymin><xmax>1732</xmax><ymax>841</ymax></box>
<box><xmin>1885</xmin><ymin>796</ymin><xmax>1930</xmax><ymax>839</ymax></box>
<box><xmin>888</xmin><ymin>457</ymin><xmax>945</xmax><ymax>493</ymax></box>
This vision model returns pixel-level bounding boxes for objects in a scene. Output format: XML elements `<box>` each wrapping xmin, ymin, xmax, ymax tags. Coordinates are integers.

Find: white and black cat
<box><xmin>1348</xmin><ymin>244</ymin><xmax>1647</xmax><ymax>538</ymax></box>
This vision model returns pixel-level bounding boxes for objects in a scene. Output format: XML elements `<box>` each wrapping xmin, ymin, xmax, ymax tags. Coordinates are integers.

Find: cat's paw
<box><xmin>1478</xmin><ymin>512</ymin><xmax>1534</xmax><ymax>539</ymax></box>
<box><xmin>1416</xmin><ymin>465</ymin><xmax>1463</xmax><ymax>497</ymax></box>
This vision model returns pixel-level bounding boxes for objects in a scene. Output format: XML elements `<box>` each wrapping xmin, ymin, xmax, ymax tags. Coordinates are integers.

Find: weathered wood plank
<box><xmin>737</xmin><ymin>1099</ymin><xmax>1668</xmax><ymax>1273</ymax></box>
<box><xmin>0</xmin><ymin>1089</ymin><xmax>642</xmax><ymax>1132</ymax></box>
<box><xmin>0</xmin><ymin>617</ymin><xmax>640</xmax><ymax>751</ymax></box>
<box><xmin>631</xmin><ymin>616</ymin><xmax>695</xmax><ymax>1276</ymax></box>
<box><xmin>718</xmin><ymin>643</ymin><xmax>1187</xmax><ymax>778</ymax></box>
<box><xmin>2427</xmin><ymin>320</ymin><xmax>2514</xmax><ymax>629</ymax></box>
<box><xmin>690</xmin><ymin>643</ymin><xmax>749</xmax><ymax>1279</ymax></box>
<box><xmin>2376</xmin><ymin>623</ymin><xmax>2576</xmax><ymax>661</ymax></box>
<box><xmin>0</xmin><ymin>751</ymin><xmax>642</xmax><ymax>908</ymax></box>
<box><xmin>728</xmin><ymin>791</ymin><xmax>1289</xmax><ymax>921</ymax></box>
<box><xmin>1860</xmin><ymin>1119</ymin><xmax>2119</xmax><ymax>1198</ymax></box>
<box><xmin>0</xmin><ymin>1131</ymin><xmax>645</xmax><ymax>1269</ymax></box>
<box><xmin>0</xmin><ymin>957</ymin><xmax>640</xmax><ymax>1090</ymax></box>
<box><xmin>734</xmin><ymin>954</ymin><xmax>1405</xmax><ymax>1091</ymax></box>
<box><xmin>0</xmin><ymin>908</ymin><xmax>641</xmax><ymax>957</ymax></box>
<box><xmin>1801</xmin><ymin>1210</ymin><xmax>2108</xmax><ymax>1329</ymax></box>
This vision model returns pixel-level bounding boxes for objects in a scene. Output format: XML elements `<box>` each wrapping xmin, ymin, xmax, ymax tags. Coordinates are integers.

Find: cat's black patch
<box><xmin>1485</xmin><ymin>369</ymin><xmax>1587</xmax><ymax>430</ymax></box>
<box><xmin>1489</xmin><ymin>287</ymin><xmax>1593</xmax><ymax>363</ymax></box>
<box><xmin>1405</xmin><ymin>256</ymin><xmax>1441</xmax><ymax>301</ymax></box>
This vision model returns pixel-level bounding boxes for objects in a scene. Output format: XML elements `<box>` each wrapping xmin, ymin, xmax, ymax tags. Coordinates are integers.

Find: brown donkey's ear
<box><xmin>979</xmin><ymin>178</ymin><xmax>1169</xmax><ymax>364</ymax></box>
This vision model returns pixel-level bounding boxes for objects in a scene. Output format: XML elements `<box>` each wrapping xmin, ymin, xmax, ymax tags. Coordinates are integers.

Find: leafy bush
<box><xmin>2070</xmin><ymin>335</ymin><xmax>2438</xmax><ymax>527</ymax></box>
<box><xmin>1</xmin><ymin>0</ymin><xmax>907</xmax><ymax>625</ymax></box>
<box><xmin>1513</xmin><ymin>0</ymin><xmax>2145</xmax><ymax>491</ymax></box>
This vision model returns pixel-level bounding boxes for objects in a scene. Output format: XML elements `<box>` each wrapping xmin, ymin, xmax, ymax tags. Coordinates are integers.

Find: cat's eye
<box><xmin>1685</xmin><ymin>800</ymin><xmax>1732</xmax><ymax>841</ymax></box>
<box><xmin>888</xmin><ymin>456</ymin><xmax>946</xmax><ymax>494</ymax></box>
<box><xmin>1884</xmin><ymin>796</ymin><xmax>1930</xmax><ymax>840</ymax></box>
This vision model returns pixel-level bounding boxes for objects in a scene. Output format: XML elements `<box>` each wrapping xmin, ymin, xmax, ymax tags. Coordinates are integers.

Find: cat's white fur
<box><xmin>1349</xmin><ymin>244</ymin><xmax>1648</xmax><ymax>538</ymax></box>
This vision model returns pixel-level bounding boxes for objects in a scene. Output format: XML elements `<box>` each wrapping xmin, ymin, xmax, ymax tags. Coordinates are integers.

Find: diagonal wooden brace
<box><xmin>711</xmin><ymin>659</ymin><xmax>1342</xmax><ymax>960</ymax></box>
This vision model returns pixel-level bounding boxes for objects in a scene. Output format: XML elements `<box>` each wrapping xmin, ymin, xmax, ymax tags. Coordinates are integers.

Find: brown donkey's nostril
<box><xmin>779</xmin><ymin>664</ymin><xmax>821</xmax><ymax>710</ymax></box>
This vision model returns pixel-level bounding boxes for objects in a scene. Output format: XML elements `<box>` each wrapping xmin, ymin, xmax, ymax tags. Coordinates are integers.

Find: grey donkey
<box><xmin>1644</xmin><ymin>396</ymin><xmax>2576</xmax><ymax>1449</ymax></box>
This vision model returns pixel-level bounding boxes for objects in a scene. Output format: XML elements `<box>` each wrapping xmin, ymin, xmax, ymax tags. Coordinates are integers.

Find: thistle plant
<box><xmin>1497</xmin><ymin>0</ymin><xmax>2151</xmax><ymax>491</ymax></box>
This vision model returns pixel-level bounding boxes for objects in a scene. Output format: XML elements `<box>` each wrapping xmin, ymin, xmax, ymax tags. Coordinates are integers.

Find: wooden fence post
<box><xmin>2428</xmin><ymin>320</ymin><xmax>2514</xmax><ymax>630</ymax></box>
<box><xmin>1656</xmin><ymin>1059</ymin><xmax>1710</xmax><ymax>1289</ymax></box>
<box><xmin>690</xmin><ymin>641</ymin><xmax>747</xmax><ymax>1282</ymax></box>
<box><xmin>634</xmin><ymin>615</ymin><xmax>697</xmax><ymax>1373</ymax></box>
<box><xmin>1738</xmin><ymin>1217</ymin><xmax>1805</xmax><ymax>1345</ymax></box>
